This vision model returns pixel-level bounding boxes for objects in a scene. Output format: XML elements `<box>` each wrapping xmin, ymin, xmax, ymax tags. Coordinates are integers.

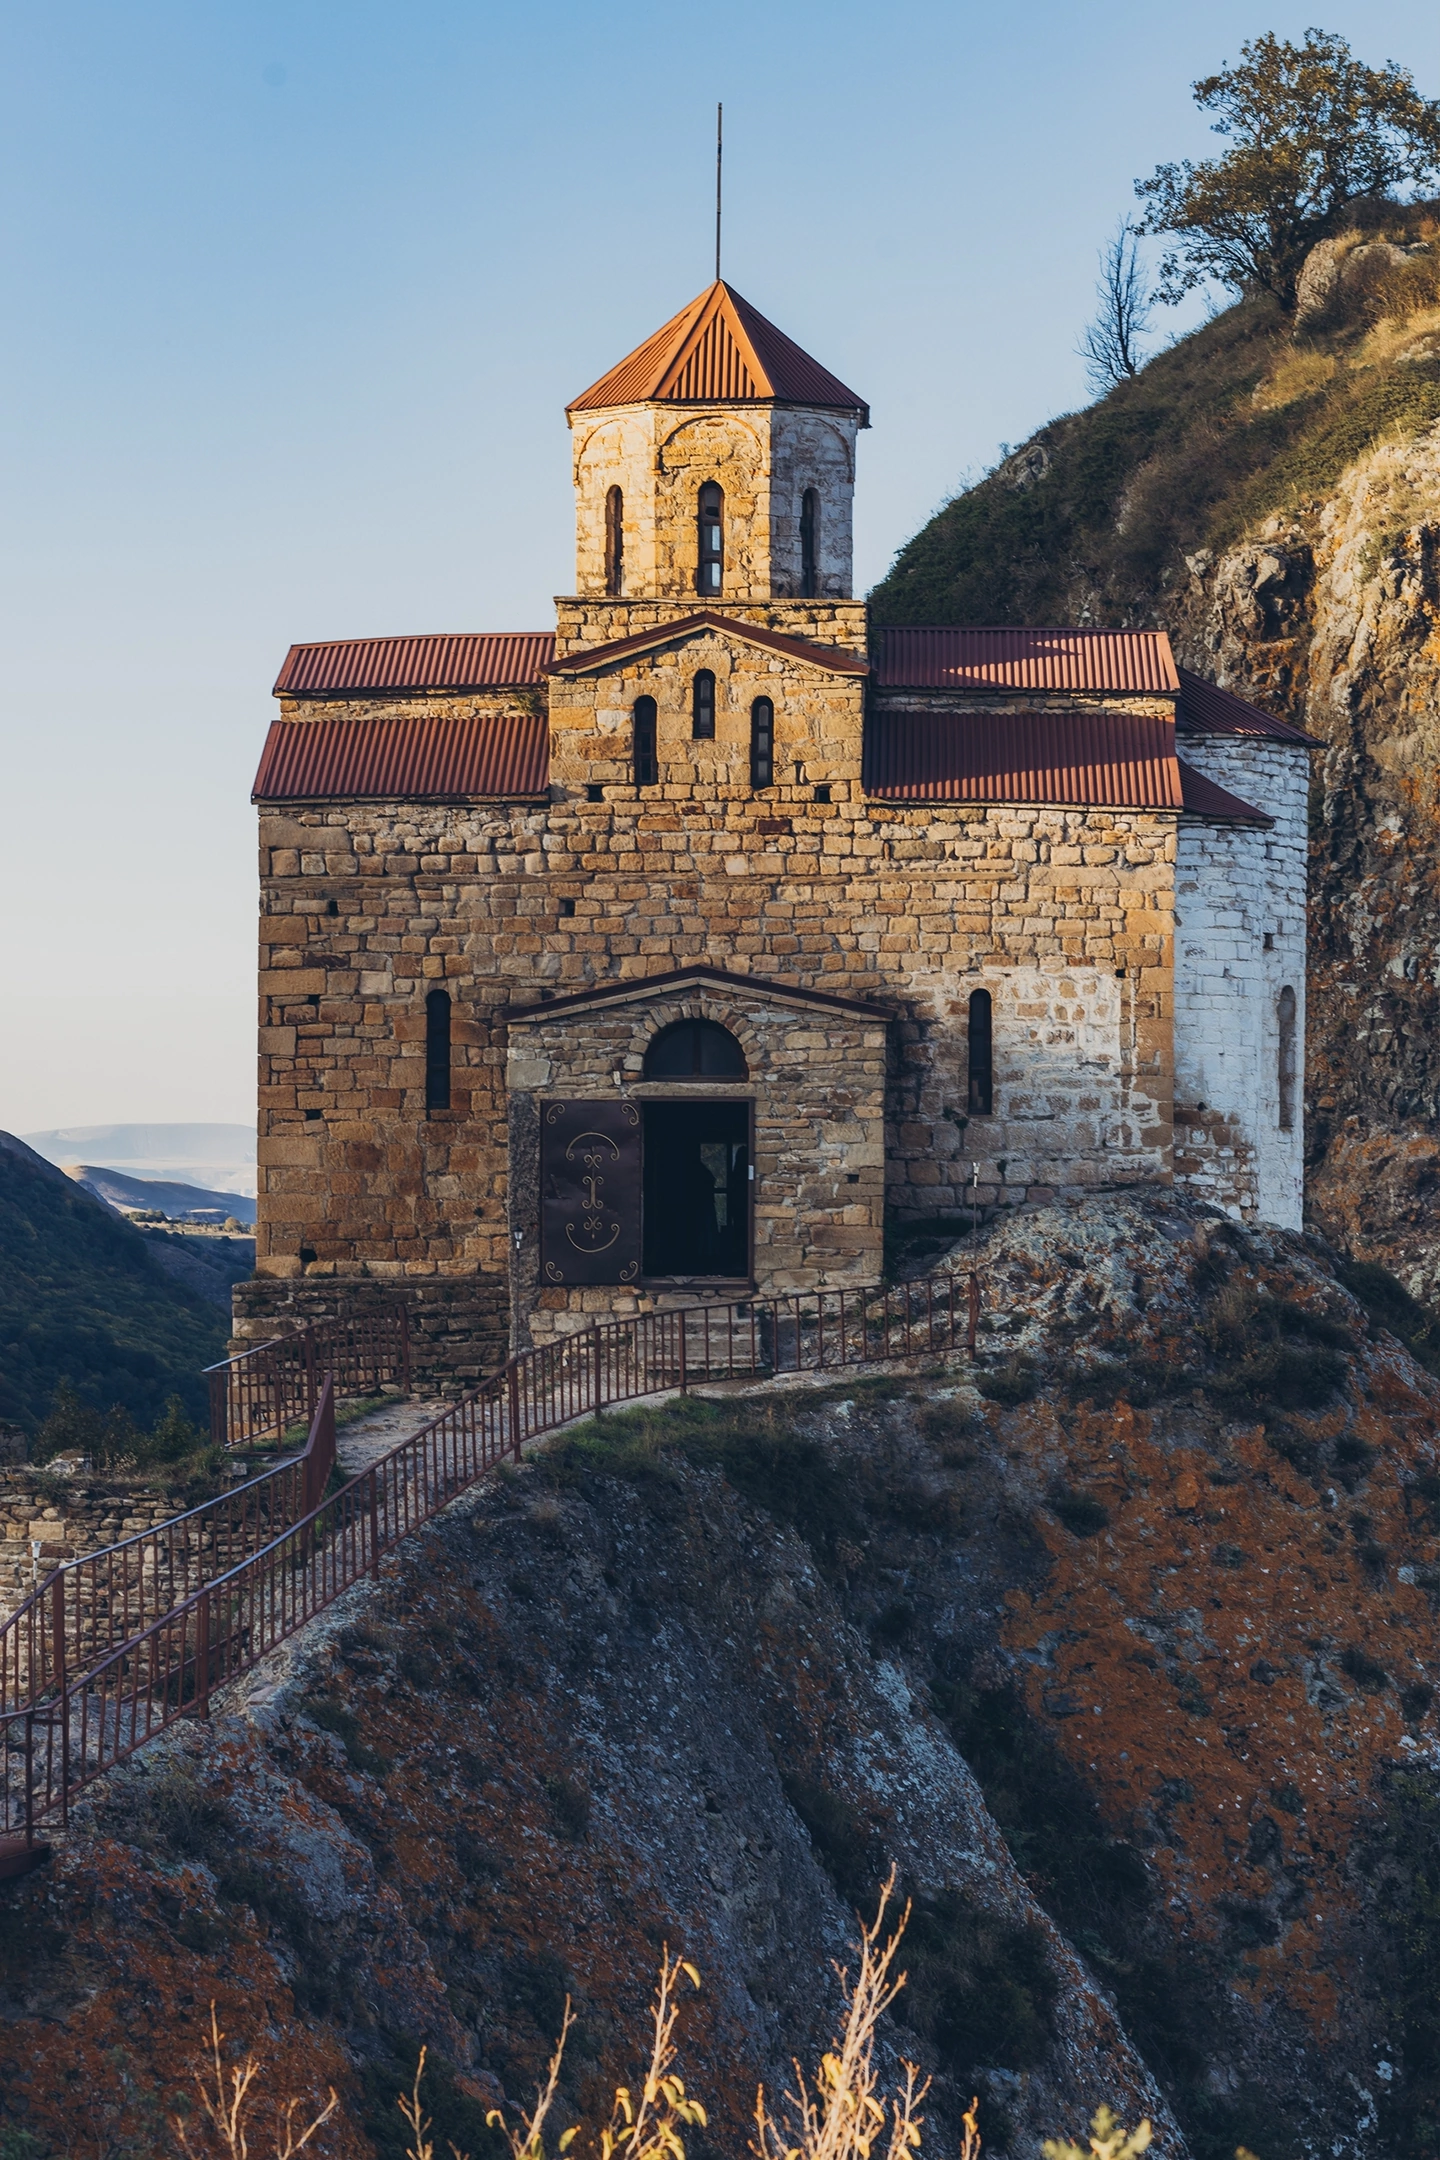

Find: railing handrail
<box><xmin>0</xmin><ymin>1271</ymin><xmax>982</xmax><ymax>1842</ymax></box>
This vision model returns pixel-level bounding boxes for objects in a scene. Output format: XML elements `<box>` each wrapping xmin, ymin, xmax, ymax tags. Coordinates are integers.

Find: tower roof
<box><xmin>568</xmin><ymin>281</ymin><xmax>869</xmax><ymax>424</ymax></box>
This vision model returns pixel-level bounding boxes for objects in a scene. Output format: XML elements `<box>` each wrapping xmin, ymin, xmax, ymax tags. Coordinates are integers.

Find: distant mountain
<box><xmin>68</xmin><ymin>1164</ymin><xmax>257</xmax><ymax>1226</ymax></box>
<box><xmin>22</xmin><ymin>1123</ymin><xmax>255</xmax><ymax>1198</ymax></box>
<box><xmin>0</xmin><ymin>1132</ymin><xmax>229</xmax><ymax>1432</ymax></box>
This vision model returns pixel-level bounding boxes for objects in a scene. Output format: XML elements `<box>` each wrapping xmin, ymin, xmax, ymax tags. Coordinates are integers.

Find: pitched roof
<box><xmin>1176</xmin><ymin>668</ymin><xmax>1319</xmax><ymax>745</ymax></box>
<box><xmin>252</xmin><ymin>712</ymin><xmax>548</xmax><ymax>803</ymax></box>
<box><xmin>549</xmin><ymin>610</ymin><xmax>869</xmax><ymax>679</ymax></box>
<box><xmin>1176</xmin><ymin>760</ymin><xmax>1273</xmax><ymax>825</ymax></box>
<box><xmin>862</xmin><ymin>709</ymin><xmax>1184</xmax><ymax>810</ymax></box>
<box><xmin>501</xmin><ymin>963</ymin><xmax>893</xmax><ymax>1023</ymax></box>
<box><xmin>273</xmin><ymin>633</ymin><xmax>554</xmax><ymax>697</ymax></box>
<box><xmin>568</xmin><ymin>282</ymin><xmax>869</xmax><ymax>423</ymax></box>
<box><xmin>873</xmin><ymin>626</ymin><xmax>1180</xmax><ymax>696</ymax></box>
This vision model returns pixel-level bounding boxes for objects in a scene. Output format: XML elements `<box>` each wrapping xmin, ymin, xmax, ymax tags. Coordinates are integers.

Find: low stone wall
<box><xmin>0</xmin><ymin>1472</ymin><xmax>179</xmax><ymax>1619</ymax></box>
<box><xmin>230</xmin><ymin>1275</ymin><xmax>508</xmax><ymax>1391</ymax></box>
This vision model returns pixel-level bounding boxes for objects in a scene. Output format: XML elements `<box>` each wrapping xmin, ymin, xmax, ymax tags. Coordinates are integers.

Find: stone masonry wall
<box><xmin>568</xmin><ymin>404</ymin><xmax>859</xmax><ymax>601</ymax></box>
<box><xmin>1172</xmin><ymin>739</ymin><xmax>1310</xmax><ymax>1226</ymax></box>
<box><xmin>0</xmin><ymin>1473</ymin><xmax>177</xmax><ymax>1621</ymax></box>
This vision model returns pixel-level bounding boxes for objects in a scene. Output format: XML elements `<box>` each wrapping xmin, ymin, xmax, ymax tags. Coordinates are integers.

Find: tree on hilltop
<box><xmin>1078</xmin><ymin>219</ymin><xmax>1153</xmax><ymax>392</ymax></box>
<box><xmin>1134</xmin><ymin>27</ymin><xmax>1440</xmax><ymax>309</ymax></box>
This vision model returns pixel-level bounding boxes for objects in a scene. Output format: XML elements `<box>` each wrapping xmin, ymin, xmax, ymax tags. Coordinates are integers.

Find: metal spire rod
<box><xmin>715</xmin><ymin>102</ymin><xmax>723</xmax><ymax>283</ymax></box>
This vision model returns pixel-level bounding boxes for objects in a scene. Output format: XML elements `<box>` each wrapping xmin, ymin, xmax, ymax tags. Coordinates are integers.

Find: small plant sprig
<box><xmin>752</xmin><ymin>1870</ymin><xmax>930</xmax><ymax>2160</ymax></box>
<box><xmin>478</xmin><ymin>1952</ymin><xmax>706</xmax><ymax>2160</ymax></box>
<box><xmin>1042</xmin><ymin>2104</ymin><xmax>1153</xmax><ymax>2160</ymax></box>
<box><xmin>173</xmin><ymin>2005</ymin><xmax>338</xmax><ymax>2160</ymax></box>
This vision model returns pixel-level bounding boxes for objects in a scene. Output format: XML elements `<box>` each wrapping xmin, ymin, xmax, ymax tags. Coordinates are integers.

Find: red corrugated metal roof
<box><xmin>550</xmin><ymin>610</ymin><xmax>869</xmax><ymax>678</ymax></box>
<box><xmin>273</xmin><ymin>633</ymin><xmax>555</xmax><ymax>697</ymax></box>
<box><xmin>1177</xmin><ymin>760</ymin><xmax>1273</xmax><ymax>824</ymax></box>
<box><xmin>568</xmin><ymin>282</ymin><xmax>868</xmax><ymax>422</ymax></box>
<box><xmin>862</xmin><ymin>709</ymin><xmax>1183</xmax><ymax>808</ymax></box>
<box><xmin>875</xmin><ymin>626</ymin><xmax>1180</xmax><ymax>695</ymax></box>
<box><xmin>1176</xmin><ymin>668</ymin><xmax>1319</xmax><ymax>745</ymax></box>
<box><xmin>252</xmin><ymin>712</ymin><xmax>548</xmax><ymax>802</ymax></box>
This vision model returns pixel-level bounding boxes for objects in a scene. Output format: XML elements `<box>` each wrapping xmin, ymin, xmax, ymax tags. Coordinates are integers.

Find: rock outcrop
<box><xmin>6</xmin><ymin>1196</ymin><xmax>1440</xmax><ymax>2158</ymax></box>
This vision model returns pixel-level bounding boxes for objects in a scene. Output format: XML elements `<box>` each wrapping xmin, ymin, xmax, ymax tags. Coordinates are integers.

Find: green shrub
<box><xmin>977</xmin><ymin>1355</ymin><xmax>1040</xmax><ymax>1406</ymax></box>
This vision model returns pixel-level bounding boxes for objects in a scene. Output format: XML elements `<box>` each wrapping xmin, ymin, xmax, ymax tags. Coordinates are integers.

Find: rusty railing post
<box><xmin>507</xmin><ymin>1361</ymin><xmax>522</xmax><ymax>1459</ymax></box>
<box><xmin>49</xmin><ymin>1573</ymin><xmax>66</xmax><ymax>1702</ymax></box>
<box><xmin>967</xmin><ymin>1272</ymin><xmax>980</xmax><ymax>1361</ymax></box>
<box><xmin>208</xmin><ymin>1365</ymin><xmax>229</xmax><ymax>1450</ymax></box>
<box><xmin>677</xmin><ymin>1311</ymin><xmax>688</xmax><ymax>1394</ymax></box>
<box><xmin>368</xmin><ymin>1468</ymin><xmax>381</xmax><ymax>1579</ymax></box>
<box><xmin>303</xmin><ymin>1328</ymin><xmax>318</xmax><ymax>1423</ymax></box>
<box><xmin>194</xmin><ymin>1590</ymin><xmax>212</xmax><ymax>1717</ymax></box>
<box><xmin>591</xmin><ymin>1323</ymin><xmax>603</xmax><ymax>1418</ymax></box>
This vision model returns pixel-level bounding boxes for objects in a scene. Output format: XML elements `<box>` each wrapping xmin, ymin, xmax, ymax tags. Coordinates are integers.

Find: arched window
<box><xmin>604</xmin><ymin>485</ymin><xmax>624</xmax><ymax>596</ymax></box>
<box><xmin>692</xmin><ymin>670</ymin><xmax>716</xmax><ymax>741</ymax></box>
<box><xmin>1278</xmin><ymin>985</ymin><xmax>1297</xmax><ymax>1130</ymax></box>
<box><xmin>800</xmin><ymin>488</ymin><xmax>819</xmax><ymax>598</ymax></box>
<box><xmin>750</xmin><ymin>697</ymin><xmax>774</xmax><ymax>789</ymax></box>
<box><xmin>644</xmin><ymin>1019</ymin><xmax>748</xmax><ymax>1079</ymax></box>
<box><xmin>633</xmin><ymin>696</ymin><xmax>658</xmax><ymax>787</ymax></box>
<box><xmin>696</xmin><ymin>481</ymin><xmax>724</xmax><ymax>595</ymax></box>
<box><xmin>967</xmin><ymin>988</ymin><xmax>993</xmax><ymax>1117</ymax></box>
<box><xmin>425</xmin><ymin>989</ymin><xmax>451</xmax><ymax>1113</ymax></box>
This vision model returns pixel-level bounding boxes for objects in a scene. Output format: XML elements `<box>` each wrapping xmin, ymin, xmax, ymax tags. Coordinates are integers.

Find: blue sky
<box><xmin>3</xmin><ymin>0</ymin><xmax>1439</xmax><ymax>1132</ymax></box>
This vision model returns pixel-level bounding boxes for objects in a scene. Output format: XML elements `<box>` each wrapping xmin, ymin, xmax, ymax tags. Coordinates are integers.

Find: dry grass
<box><xmin>169</xmin><ymin>1894</ymin><xmax>1156</xmax><ymax>2160</ymax></box>
<box><xmin>172</xmin><ymin>2006</ymin><xmax>338</xmax><ymax>2160</ymax></box>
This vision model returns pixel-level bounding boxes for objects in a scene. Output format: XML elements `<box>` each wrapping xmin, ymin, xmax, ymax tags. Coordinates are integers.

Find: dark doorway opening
<box><xmin>642</xmin><ymin>1101</ymin><xmax>749</xmax><ymax>1279</ymax></box>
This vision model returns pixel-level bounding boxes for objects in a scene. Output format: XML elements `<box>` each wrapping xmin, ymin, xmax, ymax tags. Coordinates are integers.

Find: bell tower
<box><xmin>566</xmin><ymin>282</ymin><xmax>868</xmax><ymax>607</ymax></box>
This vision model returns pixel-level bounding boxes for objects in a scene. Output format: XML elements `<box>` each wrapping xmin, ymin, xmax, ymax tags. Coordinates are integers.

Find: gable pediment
<box><xmin>501</xmin><ymin>963</ymin><xmax>893</xmax><ymax>1025</ymax></box>
<box><xmin>548</xmin><ymin>611</ymin><xmax>869</xmax><ymax>681</ymax></box>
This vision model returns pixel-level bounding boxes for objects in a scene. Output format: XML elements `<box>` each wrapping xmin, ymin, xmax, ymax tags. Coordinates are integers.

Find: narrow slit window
<box><xmin>633</xmin><ymin>695</ymin><xmax>658</xmax><ymax>786</ymax></box>
<box><xmin>1278</xmin><ymin>984</ymin><xmax>1297</xmax><ymax>1130</ymax></box>
<box><xmin>604</xmin><ymin>485</ymin><xmax>624</xmax><ymax>596</ymax></box>
<box><xmin>696</xmin><ymin>481</ymin><xmax>724</xmax><ymax>595</ymax></box>
<box><xmin>967</xmin><ymin>988</ymin><xmax>993</xmax><ymax>1117</ymax></box>
<box><xmin>692</xmin><ymin>670</ymin><xmax>716</xmax><ymax>741</ymax></box>
<box><xmin>800</xmin><ymin>488</ymin><xmax>819</xmax><ymax>598</ymax></box>
<box><xmin>750</xmin><ymin>697</ymin><xmax>774</xmax><ymax>789</ymax></box>
<box><xmin>425</xmin><ymin>989</ymin><xmax>451</xmax><ymax>1113</ymax></box>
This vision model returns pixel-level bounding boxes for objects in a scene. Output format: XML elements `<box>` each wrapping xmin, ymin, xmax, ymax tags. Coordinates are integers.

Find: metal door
<box><xmin>540</xmin><ymin>1100</ymin><xmax>642</xmax><ymax>1285</ymax></box>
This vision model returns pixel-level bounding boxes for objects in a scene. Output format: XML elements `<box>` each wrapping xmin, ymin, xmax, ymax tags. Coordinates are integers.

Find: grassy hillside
<box><xmin>870</xmin><ymin>204</ymin><xmax>1440</xmax><ymax>626</ymax></box>
<box><xmin>0</xmin><ymin>1134</ymin><xmax>228</xmax><ymax>1432</ymax></box>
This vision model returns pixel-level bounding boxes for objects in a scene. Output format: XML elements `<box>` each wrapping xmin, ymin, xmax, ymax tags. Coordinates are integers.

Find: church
<box><xmin>238</xmin><ymin>279</ymin><xmax>1314</xmax><ymax>1379</ymax></box>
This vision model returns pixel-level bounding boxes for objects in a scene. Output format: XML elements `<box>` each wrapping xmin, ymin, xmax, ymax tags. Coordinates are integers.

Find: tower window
<box><xmin>692</xmin><ymin>671</ymin><xmax>716</xmax><ymax>741</ymax></box>
<box><xmin>696</xmin><ymin>482</ymin><xmax>724</xmax><ymax>595</ymax></box>
<box><xmin>750</xmin><ymin>698</ymin><xmax>774</xmax><ymax>789</ymax></box>
<box><xmin>633</xmin><ymin>696</ymin><xmax>658</xmax><ymax>787</ymax></box>
<box><xmin>604</xmin><ymin>486</ymin><xmax>624</xmax><ymax>597</ymax></box>
<box><xmin>1278</xmin><ymin>984</ymin><xmax>1297</xmax><ymax>1130</ymax></box>
<box><xmin>800</xmin><ymin>488</ymin><xmax>819</xmax><ymax>598</ymax></box>
<box><xmin>967</xmin><ymin>989</ymin><xmax>993</xmax><ymax>1117</ymax></box>
<box><xmin>425</xmin><ymin>988</ymin><xmax>451</xmax><ymax>1113</ymax></box>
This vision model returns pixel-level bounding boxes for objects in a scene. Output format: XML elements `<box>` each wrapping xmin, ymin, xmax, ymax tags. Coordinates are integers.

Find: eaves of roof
<box><xmin>874</xmin><ymin>626</ymin><xmax>1181</xmax><ymax>696</ymax></box>
<box><xmin>1176</xmin><ymin>760</ymin><xmax>1274</xmax><ymax>826</ymax></box>
<box><xmin>501</xmin><ymin>962</ymin><xmax>894</xmax><ymax>1024</ymax></box>
<box><xmin>1176</xmin><ymin>668</ymin><xmax>1320</xmax><ymax>746</ymax></box>
<box><xmin>252</xmin><ymin>711</ymin><xmax>549</xmax><ymax>803</ymax></box>
<box><xmin>273</xmin><ymin>632</ymin><xmax>555</xmax><ymax>697</ymax></box>
<box><xmin>549</xmin><ymin>611</ymin><xmax>869</xmax><ymax>679</ymax></box>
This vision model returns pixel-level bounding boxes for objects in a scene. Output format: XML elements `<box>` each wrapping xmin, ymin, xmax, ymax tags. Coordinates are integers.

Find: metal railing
<box><xmin>205</xmin><ymin>1307</ymin><xmax>410</xmax><ymax>1449</ymax></box>
<box><xmin>0</xmin><ymin>1272</ymin><xmax>979</xmax><ymax>1847</ymax></box>
<box><xmin>0</xmin><ymin>1375</ymin><xmax>340</xmax><ymax>1719</ymax></box>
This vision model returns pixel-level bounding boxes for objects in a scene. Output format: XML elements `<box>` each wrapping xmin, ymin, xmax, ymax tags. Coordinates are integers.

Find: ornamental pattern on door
<box><xmin>540</xmin><ymin>1100</ymin><xmax>642</xmax><ymax>1285</ymax></box>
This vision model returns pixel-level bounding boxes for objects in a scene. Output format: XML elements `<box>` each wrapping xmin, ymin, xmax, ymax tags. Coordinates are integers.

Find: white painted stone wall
<box><xmin>568</xmin><ymin>402</ymin><xmax>858</xmax><ymax>600</ymax></box>
<box><xmin>1172</xmin><ymin>739</ymin><xmax>1310</xmax><ymax>1227</ymax></box>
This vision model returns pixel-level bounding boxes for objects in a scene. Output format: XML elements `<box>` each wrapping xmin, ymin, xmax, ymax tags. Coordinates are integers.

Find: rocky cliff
<box><xmin>7</xmin><ymin>1196</ymin><xmax>1440</xmax><ymax>2160</ymax></box>
<box><xmin>871</xmin><ymin>204</ymin><xmax>1440</xmax><ymax>1299</ymax></box>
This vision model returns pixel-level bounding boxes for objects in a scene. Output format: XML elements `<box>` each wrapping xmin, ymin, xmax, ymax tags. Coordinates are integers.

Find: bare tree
<box><xmin>1078</xmin><ymin>220</ymin><xmax>1153</xmax><ymax>394</ymax></box>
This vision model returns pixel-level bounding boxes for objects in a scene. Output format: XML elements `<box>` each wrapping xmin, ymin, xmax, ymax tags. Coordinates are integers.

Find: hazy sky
<box><xmin>4</xmin><ymin>0</ymin><xmax>1438</xmax><ymax>1136</ymax></box>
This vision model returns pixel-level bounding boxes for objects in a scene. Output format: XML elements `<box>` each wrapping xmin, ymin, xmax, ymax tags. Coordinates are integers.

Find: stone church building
<box><xmin>238</xmin><ymin>279</ymin><xmax>1313</xmax><ymax>1377</ymax></box>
